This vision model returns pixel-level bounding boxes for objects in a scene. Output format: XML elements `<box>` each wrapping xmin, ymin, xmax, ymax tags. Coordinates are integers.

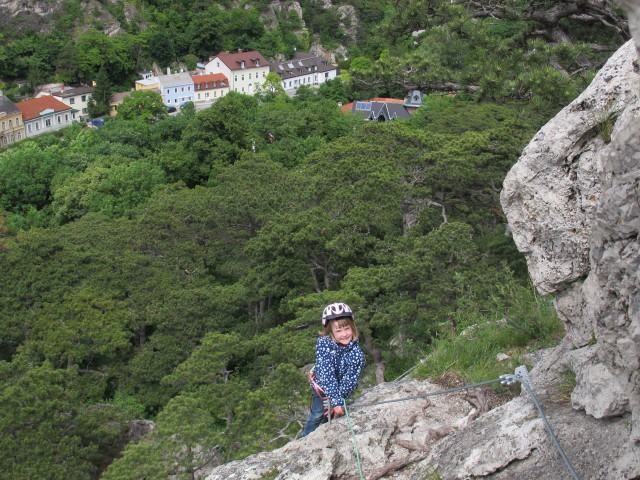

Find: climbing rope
<box><xmin>342</xmin><ymin>401</ymin><xmax>364</xmax><ymax>480</ymax></box>
<box><xmin>348</xmin><ymin>377</ymin><xmax>503</xmax><ymax>409</ymax></box>
<box><xmin>392</xmin><ymin>360</ymin><xmax>424</xmax><ymax>382</ymax></box>
<box><xmin>338</xmin><ymin>365</ymin><xmax>582</xmax><ymax>480</ymax></box>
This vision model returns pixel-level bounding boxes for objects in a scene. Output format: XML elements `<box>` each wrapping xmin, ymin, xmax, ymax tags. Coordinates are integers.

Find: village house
<box><xmin>191</xmin><ymin>73</ymin><xmax>229</xmax><ymax>105</ymax></box>
<box><xmin>340</xmin><ymin>97</ymin><xmax>413</xmax><ymax>122</ymax></box>
<box><xmin>403</xmin><ymin>90</ymin><xmax>426</xmax><ymax>114</ymax></box>
<box><xmin>157</xmin><ymin>71</ymin><xmax>194</xmax><ymax>107</ymax></box>
<box><xmin>37</xmin><ymin>85</ymin><xmax>93</xmax><ymax>120</ymax></box>
<box><xmin>16</xmin><ymin>96</ymin><xmax>76</xmax><ymax>138</ymax></box>
<box><xmin>270</xmin><ymin>52</ymin><xmax>337</xmax><ymax>94</ymax></box>
<box><xmin>0</xmin><ymin>95</ymin><xmax>26</xmax><ymax>147</ymax></box>
<box><xmin>109</xmin><ymin>91</ymin><xmax>133</xmax><ymax>116</ymax></box>
<box><xmin>135</xmin><ymin>71</ymin><xmax>160</xmax><ymax>92</ymax></box>
<box><xmin>204</xmin><ymin>51</ymin><xmax>270</xmax><ymax>95</ymax></box>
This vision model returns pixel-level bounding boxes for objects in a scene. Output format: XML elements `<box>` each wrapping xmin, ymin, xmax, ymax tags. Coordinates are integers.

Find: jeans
<box><xmin>301</xmin><ymin>387</ymin><xmax>328</xmax><ymax>437</ymax></box>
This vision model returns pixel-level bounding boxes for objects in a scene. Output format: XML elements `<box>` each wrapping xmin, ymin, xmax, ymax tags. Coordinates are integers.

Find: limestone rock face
<box><xmin>501</xmin><ymin>35</ymin><xmax>640</xmax><ymax>447</ymax></box>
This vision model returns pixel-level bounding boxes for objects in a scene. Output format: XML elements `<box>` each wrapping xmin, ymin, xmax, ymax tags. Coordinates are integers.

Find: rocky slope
<box><xmin>196</xmin><ymin>5</ymin><xmax>640</xmax><ymax>480</ymax></box>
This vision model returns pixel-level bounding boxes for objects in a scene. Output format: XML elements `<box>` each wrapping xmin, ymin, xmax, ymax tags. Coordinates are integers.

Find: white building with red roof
<box><xmin>204</xmin><ymin>50</ymin><xmax>270</xmax><ymax>95</ymax></box>
<box><xmin>191</xmin><ymin>73</ymin><xmax>229</xmax><ymax>105</ymax></box>
<box><xmin>16</xmin><ymin>96</ymin><xmax>76</xmax><ymax>138</ymax></box>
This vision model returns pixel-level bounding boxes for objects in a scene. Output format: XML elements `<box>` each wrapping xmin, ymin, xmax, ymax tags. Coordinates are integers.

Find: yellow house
<box><xmin>135</xmin><ymin>72</ymin><xmax>160</xmax><ymax>91</ymax></box>
<box><xmin>0</xmin><ymin>95</ymin><xmax>26</xmax><ymax>147</ymax></box>
<box><xmin>191</xmin><ymin>73</ymin><xmax>229</xmax><ymax>106</ymax></box>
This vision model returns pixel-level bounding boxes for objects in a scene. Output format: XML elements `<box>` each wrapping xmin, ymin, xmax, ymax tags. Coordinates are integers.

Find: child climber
<box><xmin>301</xmin><ymin>302</ymin><xmax>366</xmax><ymax>437</ymax></box>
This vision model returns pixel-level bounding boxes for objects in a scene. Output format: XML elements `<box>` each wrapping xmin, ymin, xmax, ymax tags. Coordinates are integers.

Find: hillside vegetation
<box><xmin>0</xmin><ymin>1</ymin><xmax>629</xmax><ymax>479</ymax></box>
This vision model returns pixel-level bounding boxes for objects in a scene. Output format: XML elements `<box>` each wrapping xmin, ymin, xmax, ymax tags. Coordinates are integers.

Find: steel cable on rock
<box><xmin>337</xmin><ymin>366</ymin><xmax>582</xmax><ymax>480</ymax></box>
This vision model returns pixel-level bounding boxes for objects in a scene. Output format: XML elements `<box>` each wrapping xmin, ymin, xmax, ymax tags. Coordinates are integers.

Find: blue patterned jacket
<box><xmin>313</xmin><ymin>335</ymin><xmax>366</xmax><ymax>407</ymax></box>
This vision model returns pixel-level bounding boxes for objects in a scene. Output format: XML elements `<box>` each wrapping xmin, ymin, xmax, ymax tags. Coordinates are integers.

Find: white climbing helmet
<box><xmin>322</xmin><ymin>302</ymin><xmax>354</xmax><ymax>326</ymax></box>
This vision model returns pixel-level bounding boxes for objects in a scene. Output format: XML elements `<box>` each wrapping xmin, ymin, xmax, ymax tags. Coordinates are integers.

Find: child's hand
<box><xmin>331</xmin><ymin>406</ymin><xmax>345</xmax><ymax>417</ymax></box>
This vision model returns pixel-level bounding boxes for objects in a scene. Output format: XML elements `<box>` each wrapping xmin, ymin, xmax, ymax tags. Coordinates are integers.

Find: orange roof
<box><xmin>16</xmin><ymin>96</ymin><xmax>72</xmax><ymax>121</ymax></box>
<box><xmin>191</xmin><ymin>73</ymin><xmax>229</xmax><ymax>88</ymax></box>
<box><xmin>340</xmin><ymin>102</ymin><xmax>353</xmax><ymax>112</ymax></box>
<box><xmin>370</xmin><ymin>97</ymin><xmax>404</xmax><ymax>104</ymax></box>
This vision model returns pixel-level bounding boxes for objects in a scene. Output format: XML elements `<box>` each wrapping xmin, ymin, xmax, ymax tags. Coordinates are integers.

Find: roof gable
<box><xmin>0</xmin><ymin>95</ymin><xmax>20</xmax><ymax>115</ymax></box>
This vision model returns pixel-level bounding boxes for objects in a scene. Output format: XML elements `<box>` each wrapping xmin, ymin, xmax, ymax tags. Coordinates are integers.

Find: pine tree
<box><xmin>88</xmin><ymin>66</ymin><xmax>112</xmax><ymax>118</ymax></box>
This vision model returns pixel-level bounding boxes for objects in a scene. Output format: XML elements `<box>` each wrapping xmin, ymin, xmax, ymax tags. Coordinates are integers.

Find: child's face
<box><xmin>331</xmin><ymin>321</ymin><xmax>353</xmax><ymax>346</ymax></box>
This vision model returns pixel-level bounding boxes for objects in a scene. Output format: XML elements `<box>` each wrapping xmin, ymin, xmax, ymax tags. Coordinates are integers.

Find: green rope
<box><xmin>343</xmin><ymin>399</ymin><xmax>365</xmax><ymax>480</ymax></box>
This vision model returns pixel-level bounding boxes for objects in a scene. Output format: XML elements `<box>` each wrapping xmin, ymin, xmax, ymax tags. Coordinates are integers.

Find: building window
<box><xmin>181</xmin><ymin>87</ymin><xmax>184</xmax><ymax>92</ymax></box>
<box><xmin>1</xmin><ymin>121</ymin><xmax>4</xmax><ymax>130</ymax></box>
<box><xmin>205</xmin><ymin>92</ymin><xmax>209</xmax><ymax>98</ymax></box>
<box><xmin>263</xmin><ymin>72</ymin><xmax>266</xmax><ymax>77</ymax></box>
<box><xmin>45</xmin><ymin>118</ymin><xmax>51</xmax><ymax>127</ymax></box>
<box><xmin>241</xmin><ymin>75</ymin><xmax>244</xmax><ymax>81</ymax></box>
<box><xmin>82</xmin><ymin>108</ymin><xmax>87</xmax><ymax>114</ymax></box>
<box><xmin>234</xmin><ymin>75</ymin><xmax>237</xmax><ymax>82</ymax></box>
<box><xmin>16</xmin><ymin>118</ymin><xmax>19</xmax><ymax>126</ymax></box>
<box><xmin>2</xmin><ymin>137</ymin><xmax>6</xmax><ymax>145</ymax></box>
<box><xmin>57</xmin><ymin>115</ymin><xmax>62</xmax><ymax>124</ymax></box>
<box><xmin>214</xmin><ymin>91</ymin><xmax>217</xmax><ymax>97</ymax></box>
<box><xmin>65</xmin><ymin>114</ymin><xmax>69</xmax><ymax>121</ymax></box>
<box><xmin>175</xmin><ymin>88</ymin><xmax>178</xmax><ymax>93</ymax></box>
<box><xmin>70</xmin><ymin>98</ymin><xmax>75</xmax><ymax>104</ymax></box>
<box><xmin>249</xmin><ymin>73</ymin><xmax>252</xmax><ymax>80</ymax></box>
<box><xmin>27</xmin><ymin>124</ymin><xmax>32</xmax><ymax>132</ymax></box>
<box><xmin>8</xmin><ymin>119</ymin><xmax>12</xmax><ymax>127</ymax></box>
<box><xmin>81</xmin><ymin>95</ymin><xmax>86</xmax><ymax>102</ymax></box>
<box><xmin>35</xmin><ymin>122</ymin><xmax>40</xmax><ymax>130</ymax></box>
<box><xmin>17</xmin><ymin>132</ymin><xmax>21</xmax><ymax>140</ymax></box>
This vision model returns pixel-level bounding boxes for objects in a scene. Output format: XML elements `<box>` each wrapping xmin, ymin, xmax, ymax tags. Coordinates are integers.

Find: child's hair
<box><xmin>320</xmin><ymin>316</ymin><xmax>359</xmax><ymax>342</ymax></box>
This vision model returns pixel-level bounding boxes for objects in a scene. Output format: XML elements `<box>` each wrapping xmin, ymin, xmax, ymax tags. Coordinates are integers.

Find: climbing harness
<box><xmin>309</xmin><ymin>367</ymin><xmax>335</xmax><ymax>424</ymax></box>
<box><xmin>337</xmin><ymin>365</ymin><xmax>582</xmax><ymax>480</ymax></box>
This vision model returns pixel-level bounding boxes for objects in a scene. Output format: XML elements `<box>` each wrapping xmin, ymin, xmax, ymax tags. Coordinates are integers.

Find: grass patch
<box><xmin>415</xmin><ymin>282</ymin><xmax>564</xmax><ymax>387</ymax></box>
<box><xmin>553</xmin><ymin>366</ymin><xmax>577</xmax><ymax>404</ymax></box>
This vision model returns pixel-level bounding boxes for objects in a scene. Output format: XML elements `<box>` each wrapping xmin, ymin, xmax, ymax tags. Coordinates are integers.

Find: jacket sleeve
<box><xmin>336</xmin><ymin>347</ymin><xmax>365</xmax><ymax>405</ymax></box>
<box><xmin>314</xmin><ymin>337</ymin><xmax>342</xmax><ymax>405</ymax></box>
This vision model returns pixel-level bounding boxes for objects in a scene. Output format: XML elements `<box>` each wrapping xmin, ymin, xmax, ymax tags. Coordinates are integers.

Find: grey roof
<box><xmin>0</xmin><ymin>95</ymin><xmax>20</xmax><ymax>114</ymax></box>
<box><xmin>270</xmin><ymin>52</ymin><xmax>335</xmax><ymax>79</ymax></box>
<box><xmin>52</xmin><ymin>85</ymin><xmax>94</xmax><ymax>98</ymax></box>
<box><xmin>404</xmin><ymin>90</ymin><xmax>425</xmax><ymax>108</ymax></box>
<box><xmin>350</xmin><ymin>101</ymin><xmax>411</xmax><ymax>121</ymax></box>
<box><xmin>157</xmin><ymin>72</ymin><xmax>194</xmax><ymax>88</ymax></box>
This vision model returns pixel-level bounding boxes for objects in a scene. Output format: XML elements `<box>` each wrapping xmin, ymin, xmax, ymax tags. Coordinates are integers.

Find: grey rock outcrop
<box><xmin>500</xmin><ymin>32</ymin><xmax>640</xmax><ymax>459</ymax></box>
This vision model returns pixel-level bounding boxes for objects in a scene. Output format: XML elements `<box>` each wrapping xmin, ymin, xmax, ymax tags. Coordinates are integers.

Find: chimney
<box><xmin>238</xmin><ymin>48</ymin><xmax>242</xmax><ymax>53</ymax></box>
<box><xmin>167</xmin><ymin>67</ymin><xmax>171</xmax><ymax>75</ymax></box>
<box><xmin>60</xmin><ymin>84</ymin><xmax>64</xmax><ymax>93</ymax></box>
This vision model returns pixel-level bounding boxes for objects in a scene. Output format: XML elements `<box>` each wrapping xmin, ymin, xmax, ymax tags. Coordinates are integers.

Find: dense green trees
<box><xmin>0</xmin><ymin>87</ymin><xmax>550</xmax><ymax>477</ymax></box>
